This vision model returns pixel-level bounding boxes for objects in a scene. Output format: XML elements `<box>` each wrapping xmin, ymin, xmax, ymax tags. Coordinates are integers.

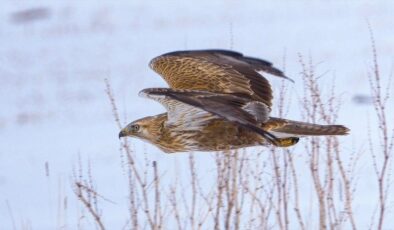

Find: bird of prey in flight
<box><xmin>119</xmin><ymin>50</ymin><xmax>349</xmax><ymax>153</ymax></box>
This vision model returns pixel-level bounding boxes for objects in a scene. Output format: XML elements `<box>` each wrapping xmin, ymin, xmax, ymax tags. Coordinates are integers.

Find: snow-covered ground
<box><xmin>1</xmin><ymin>1</ymin><xmax>393</xmax><ymax>229</ymax></box>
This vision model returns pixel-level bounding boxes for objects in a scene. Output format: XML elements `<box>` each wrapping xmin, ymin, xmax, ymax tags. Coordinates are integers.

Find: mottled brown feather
<box><xmin>140</xmin><ymin>114</ymin><xmax>266</xmax><ymax>153</ymax></box>
<box><xmin>263</xmin><ymin>117</ymin><xmax>350</xmax><ymax>136</ymax></box>
<box><xmin>119</xmin><ymin>50</ymin><xmax>349</xmax><ymax>153</ymax></box>
<box><xmin>149</xmin><ymin>50</ymin><xmax>290</xmax><ymax>108</ymax></box>
<box><xmin>141</xmin><ymin>88</ymin><xmax>291</xmax><ymax>146</ymax></box>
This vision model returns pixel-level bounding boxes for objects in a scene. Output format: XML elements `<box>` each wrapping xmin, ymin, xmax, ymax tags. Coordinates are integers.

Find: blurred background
<box><xmin>1</xmin><ymin>1</ymin><xmax>393</xmax><ymax>229</ymax></box>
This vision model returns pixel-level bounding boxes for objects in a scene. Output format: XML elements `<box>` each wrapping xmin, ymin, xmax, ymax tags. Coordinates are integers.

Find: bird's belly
<box><xmin>156</xmin><ymin>119</ymin><xmax>266</xmax><ymax>153</ymax></box>
<box><xmin>170</xmin><ymin>120</ymin><xmax>264</xmax><ymax>152</ymax></box>
<box><xmin>198</xmin><ymin>126</ymin><xmax>263</xmax><ymax>151</ymax></box>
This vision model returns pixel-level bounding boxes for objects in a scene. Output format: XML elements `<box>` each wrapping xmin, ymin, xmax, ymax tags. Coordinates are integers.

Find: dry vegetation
<box><xmin>73</xmin><ymin>34</ymin><xmax>393</xmax><ymax>230</ymax></box>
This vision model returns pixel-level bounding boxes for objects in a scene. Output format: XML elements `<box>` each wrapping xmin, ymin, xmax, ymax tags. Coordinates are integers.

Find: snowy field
<box><xmin>1</xmin><ymin>1</ymin><xmax>393</xmax><ymax>229</ymax></box>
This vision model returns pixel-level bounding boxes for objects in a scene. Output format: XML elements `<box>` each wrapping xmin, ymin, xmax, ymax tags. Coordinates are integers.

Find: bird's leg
<box><xmin>274</xmin><ymin>137</ymin><xmax>299</xmax><ymax>147</ymax></box>
<box><xmin>262</xmin><ymin>131</ymin><xmax>299</xmax><ymax>147</ymax></box>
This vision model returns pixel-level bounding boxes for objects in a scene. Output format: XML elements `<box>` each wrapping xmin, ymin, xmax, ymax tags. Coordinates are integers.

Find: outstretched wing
<box><xmin>140</xmin><ymin>88</ymin><xmax>277</xmax><ymax>144</ymax></box>
<box><xmin>149</xmin><ymin>49</ymin><xmax>292</xmax><ymax>108</ymax></box>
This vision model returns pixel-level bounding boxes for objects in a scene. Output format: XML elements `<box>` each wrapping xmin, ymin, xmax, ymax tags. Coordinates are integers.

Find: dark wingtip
<box><xmin>264</xmin><ymin>68</ymin><xmax>295</xmax><ymax>83</ymax></box>
<box><xmin>242</xmin><ymin>56</ymin><xmax>295</xmax><ymax>83</ymax></box>
<box><xmin>282</xmin><ymin>75</ymin><xmax>295</xmax><ymax>83</ymax></box>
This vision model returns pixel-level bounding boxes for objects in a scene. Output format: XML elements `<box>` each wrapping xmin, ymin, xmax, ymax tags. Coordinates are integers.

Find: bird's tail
<box><xmin>263</xmin><ymin>117</ymin><xmax>350</xmax><ymax>136</ymax></box>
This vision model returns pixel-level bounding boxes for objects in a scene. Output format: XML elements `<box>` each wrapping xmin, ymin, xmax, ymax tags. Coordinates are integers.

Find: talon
<box><xmin>275</xmin><ymin>137</ymin><xmax>299</xmax><ymax>147</ymax></box>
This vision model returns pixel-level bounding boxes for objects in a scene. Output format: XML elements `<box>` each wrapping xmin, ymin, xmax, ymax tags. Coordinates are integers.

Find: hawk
<box><xmin>119</xmin><ymin>50</ymin><xmax>349</xmax><ymax>153</ymax></box>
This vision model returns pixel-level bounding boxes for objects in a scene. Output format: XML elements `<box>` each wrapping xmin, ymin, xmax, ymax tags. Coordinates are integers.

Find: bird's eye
<box><xmin>131</xmin><ymin>124</ymin><xmax>140</xmax><ymax>132</ymax></box>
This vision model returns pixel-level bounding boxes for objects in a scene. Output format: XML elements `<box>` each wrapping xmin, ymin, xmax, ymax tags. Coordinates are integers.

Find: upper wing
<box><xmin>140</xmin><ymin>88</ymin><xmax>277</xmax><ymax>144</ymax></box>
<box><xmin>149</xmin><ymin>49</ymin><xmax>292</xmax><ymax>108</ymax></box>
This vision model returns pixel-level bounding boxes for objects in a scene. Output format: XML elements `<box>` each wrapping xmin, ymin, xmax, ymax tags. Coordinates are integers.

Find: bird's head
<box><xmin>118</xmin><ymin>114</ymin><xmax>166</xmax><ymax>142</ymax></box>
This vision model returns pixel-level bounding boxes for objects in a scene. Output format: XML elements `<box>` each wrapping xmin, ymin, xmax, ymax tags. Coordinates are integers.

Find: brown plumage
<box><xmin>263</xmin><ymin>117</ymin><xmax>349</xmax><ymax>136</ymax></box>
<box><xmin>119</xmin><ymin>50</ymin><xmax>349</xmax><ymax>153</ymax></box>
<box><xmin>149</xmin><ymin>50</ymin><xmax>292</xmax><ymax>108</ymax></box>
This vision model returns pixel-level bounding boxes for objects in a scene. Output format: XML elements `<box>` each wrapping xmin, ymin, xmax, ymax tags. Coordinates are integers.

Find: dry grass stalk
<box><xmin>71</xmin><ymin>43</ymin><xmax>393</xmax><ymax>229</ymax></box>
<box><xmin>188</xmin><ymin>154</ymin><xmax>197</xmax><ymax>229</ymax></box>
<box><xmin>298</xmin><ymin>54</ymin><xmax>357</xmax><ymax>230</ymax></box>
<box><xmin>72</xmin><ymin>158</ymin><xmax>105</xmax><ymax>230</ymax></box>
<box><xmin>367</xmin><ymin>23</ymin><xmax>394</xmax><ymax>230</ymax></box>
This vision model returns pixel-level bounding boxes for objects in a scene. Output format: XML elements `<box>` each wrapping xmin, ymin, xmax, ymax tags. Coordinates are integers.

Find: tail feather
<box><xmin>264</xmin><ymin>117</ymin><xmax>350</xmax><ymax>136</ymax></box>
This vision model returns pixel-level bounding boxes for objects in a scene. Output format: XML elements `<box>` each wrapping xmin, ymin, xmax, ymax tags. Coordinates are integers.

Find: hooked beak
<box><xmin>118</xmin><ymin>129</ymin><xmax>127</xmax><ymax>139</ymax></box>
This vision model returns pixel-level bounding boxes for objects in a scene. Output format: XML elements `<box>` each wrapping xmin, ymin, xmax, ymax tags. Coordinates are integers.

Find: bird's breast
<box><xmin>154</xmin><ymin>119</ymin><xmax>264</xmax><ymax>153</ymax></box>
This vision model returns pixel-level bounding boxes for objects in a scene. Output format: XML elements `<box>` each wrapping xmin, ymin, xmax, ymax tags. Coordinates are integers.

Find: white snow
<box><xmin>0</xmin><ymin>0</ymin><xmax>393</xmax><ymax>229</ymax></box>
